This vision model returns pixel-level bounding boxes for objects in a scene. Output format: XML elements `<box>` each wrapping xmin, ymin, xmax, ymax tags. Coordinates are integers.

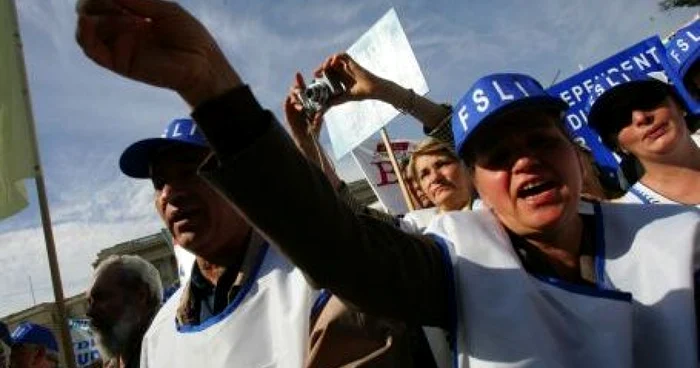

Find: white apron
<box><xmin>427</xmin><ymin>202</ymin><xmax>700</xmax><ymax>368</ymax></box>
<box><xmin>141</xmin><ymin>243</ymin><xmax>317</xmax><ymax>368</ymax></box>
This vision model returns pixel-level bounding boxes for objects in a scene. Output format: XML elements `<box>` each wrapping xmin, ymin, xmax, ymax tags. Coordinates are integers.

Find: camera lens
<box><xmin>305</xmin><ymin>88</ymin><xmax>318</xmax><ymax>99</ymax></box>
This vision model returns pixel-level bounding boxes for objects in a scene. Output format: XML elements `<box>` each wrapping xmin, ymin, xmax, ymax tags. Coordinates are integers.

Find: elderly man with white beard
<box><xmin>87</xmin><ymin>255</ymin><xmax>163</xmax><ymax>368</ymax></box>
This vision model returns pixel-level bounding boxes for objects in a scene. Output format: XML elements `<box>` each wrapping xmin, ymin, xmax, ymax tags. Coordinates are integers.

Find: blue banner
<box><xmin>662</xmin><ymin>18</ymin><xmax>700</xmax><ymax>115</ymax></box>
<box><xmin>548</xmin><ymin>36</ymin><xmax>666</xmax><ymax>188</ymax></box>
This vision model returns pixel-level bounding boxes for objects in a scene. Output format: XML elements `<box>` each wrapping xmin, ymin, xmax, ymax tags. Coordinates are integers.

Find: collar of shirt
<box><xmin>175</xmin><ymin>231</ymin><xmax>266</xmax><ymax>326</ymax></box>
<box><xmin>508</xmin><ymin>214</ymin><xmax>596</xmax><ymax>286</ymax></box>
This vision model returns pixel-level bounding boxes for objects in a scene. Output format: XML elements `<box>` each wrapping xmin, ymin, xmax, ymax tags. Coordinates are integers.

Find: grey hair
<box><xmin>94</xmin><ymin>255</ymin><xmax>164</xmax><ymax>309</ymax></box>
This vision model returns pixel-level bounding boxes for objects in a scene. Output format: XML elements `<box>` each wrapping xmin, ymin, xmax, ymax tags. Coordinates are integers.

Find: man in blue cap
<box><xmin>116</xmin><ymin>114</ymin><xmax>317</xmax><ymax>367</ymax></box>
<box><xmin>10</xmin><ymin>323</ymin><xmax>58</xmax><ymax>368</ymax></box>
<box><xmin>75</xmin><ymin>1</ymin><xmax>700</xmax><ymax>366</ymax></box>
<box><xmin>0</xmin><ymin>322</ymin><xmax>11</xmax><ymax>368</ymax></box>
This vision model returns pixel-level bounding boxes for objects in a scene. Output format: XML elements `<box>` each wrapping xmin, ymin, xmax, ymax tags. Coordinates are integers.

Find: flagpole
<box><xmin>7</xmin><ymin>1</ymin><xmax>77</xmax><ymax>367</ymax></box>
<box><xmin>379</xmin><ymin>128</ymin><xmax>415</xmax><ymax>211</ymax></box>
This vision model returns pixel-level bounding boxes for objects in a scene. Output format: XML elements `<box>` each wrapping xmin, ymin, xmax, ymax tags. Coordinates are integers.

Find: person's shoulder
<box><xmin>612</xmin><ymin>191</ymin><xmax>643</xmax><ymax>204</ymax></box>
<box><xmin>426</xmin><ymin>208</ymin><xmax>499</xmax><ymax>238</ymax></box>
<box><xmin>600</xmin><ymin>201</ymin><xmax>700</xmax><ymax>226</ymax></box>
<box><xmin>403</xmin><ymin>207</ymin><xmax>439</xmax><ymax>221</ymax></box>
<box><xmin>145</xmin><ymin>287</ymin><xmax>184</xmax><ymax>337</ymax></box>
<box><xmin>400</xmin><ymin>208</ymin><xmax>440</xmax><ymax>233</ymax></box>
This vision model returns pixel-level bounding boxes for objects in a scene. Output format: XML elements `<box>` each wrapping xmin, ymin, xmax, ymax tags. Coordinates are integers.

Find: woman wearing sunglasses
<box><xmin>587</xmin><ymin>71</ymin><xmax>700</xmax><ymax>206</ymax></box>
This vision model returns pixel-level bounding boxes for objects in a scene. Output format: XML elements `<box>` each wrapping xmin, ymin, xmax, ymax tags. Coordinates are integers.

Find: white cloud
<box><xmin>0</xmin><ymin>218</ymin><xmax>161</xmax><ymax>317</ymax></box>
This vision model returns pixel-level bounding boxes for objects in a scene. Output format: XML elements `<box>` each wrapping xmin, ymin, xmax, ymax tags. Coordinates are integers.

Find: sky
<box><xmin>0</xmin><ymin>0</ymin><xmax>698</xmax><ymax>316</ymax></box>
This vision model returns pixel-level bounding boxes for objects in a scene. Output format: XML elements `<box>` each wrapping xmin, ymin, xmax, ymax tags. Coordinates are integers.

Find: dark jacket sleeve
<box><xmin>191</xmin><ymin>86</ymin><xmax>451</xmax><ymax>328</ymax></box>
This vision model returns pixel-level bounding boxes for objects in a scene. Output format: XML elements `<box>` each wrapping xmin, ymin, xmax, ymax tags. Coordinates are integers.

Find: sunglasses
<box><xmin>602</xmin><ymin>85</ymin><xmax>669</xmax><ymax>133</ymax></box>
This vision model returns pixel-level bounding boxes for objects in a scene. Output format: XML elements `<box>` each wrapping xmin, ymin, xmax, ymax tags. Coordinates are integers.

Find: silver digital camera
<box><xmin>298</xmin><ymin>72</ymin><xmax>346</xmax><ymax>117</ymax></box>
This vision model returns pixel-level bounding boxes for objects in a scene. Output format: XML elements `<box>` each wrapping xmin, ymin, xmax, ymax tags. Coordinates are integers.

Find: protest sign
<box><xmin>69</xmin><ymin>319</ymin><xmax>100</xmax><ymax>368</ymax></box>
<box><xmin>325</xmin><ymin>8</ymin><xmax>428</xmax><ymax>159</ymax></box>
<box><xmin>352</xmin><ymin>137</ymin><xmax>417</xmax><ymax>214</ymax></box>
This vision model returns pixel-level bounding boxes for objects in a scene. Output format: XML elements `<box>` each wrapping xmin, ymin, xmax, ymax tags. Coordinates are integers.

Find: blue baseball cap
<box><xmin>452</xmin><ymin>73</ymin><xmax>568</xmax><ymax>156</ymax></box>
<box><xmin>586</xmin><ymin>69</ymin><xmax>671</xmax><ymax>138</ymax></box>
<box><xmin>665</xmin><ymin>18</ymin><xmax>700</xmax><ymax>82</ymax></box>
<box><xmin>120</xmin><ymin>118</ymin><xmax>208</xmax><ymax>178</ymax></box>
<box><xmin>0</xmin><ymin>323</ymin><xmax>10</xmax><ymax>347</ymax></box>
<box><xmin>11</xmin><ymin>323</ymin><xmax>58</xmax><ymax>353</ymax></box>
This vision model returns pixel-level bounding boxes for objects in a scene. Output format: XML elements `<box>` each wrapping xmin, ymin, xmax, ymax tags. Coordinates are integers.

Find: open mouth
<box><xmin>517</xmin><ymin>180</ymin><xmax>557</xmax><ymax>199</ymax></box>
<box><xmin>644</xmin><ymin>122</ymin><xmax>668</xmax><ymax>141</ymax></box>
<box><xmin>432</xmin><ymin>185</ymin><xmax>453</xmax><ymax>197</ymax></box>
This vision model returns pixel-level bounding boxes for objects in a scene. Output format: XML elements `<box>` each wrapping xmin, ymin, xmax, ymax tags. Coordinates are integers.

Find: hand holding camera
<box><xmin>296</xmin><ymin>53</ymin><xmax>388</xmax><ymax>117</ymax></box>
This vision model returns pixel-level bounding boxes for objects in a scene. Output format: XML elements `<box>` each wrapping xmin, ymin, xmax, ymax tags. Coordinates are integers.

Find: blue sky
<box><xmin>0</xmin><ymin>0</ymin><xmax>697</xmax><ymax>316</ymax></box>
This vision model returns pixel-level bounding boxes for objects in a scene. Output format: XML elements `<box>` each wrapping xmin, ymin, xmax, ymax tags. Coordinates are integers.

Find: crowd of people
<box><xmin>5</xmin><ymin>0</ymin><xmax>700</xmax><ymax>367</ymax></box>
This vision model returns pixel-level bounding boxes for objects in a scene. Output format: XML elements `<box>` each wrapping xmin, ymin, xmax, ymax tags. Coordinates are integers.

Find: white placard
<box><xmin>326</xmin><ymin>8</ymin><xmax>428</xmax><ymax>158</ymax></box>
<box><xmin>351</xmin><ymin>137</ymin><xmax>417</xmax><ymax>215</ymax></box>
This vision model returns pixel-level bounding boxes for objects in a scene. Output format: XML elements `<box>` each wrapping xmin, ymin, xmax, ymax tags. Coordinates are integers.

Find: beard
<box><xmin>0</xmin><ymin>341</ymin><xmax>10</xmax><ymax>368</ymax></box>
<box><xmin>92</xmin><ymin>307</ymin><xmax>141</xmax><ymax>362</ymax></box>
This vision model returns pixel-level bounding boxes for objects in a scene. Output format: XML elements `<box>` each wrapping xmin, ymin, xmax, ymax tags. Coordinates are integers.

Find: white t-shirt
<box><xmin>617</xmin><ymin>182</ymin><xmax>700</xmax><ymax>208</ymax></box>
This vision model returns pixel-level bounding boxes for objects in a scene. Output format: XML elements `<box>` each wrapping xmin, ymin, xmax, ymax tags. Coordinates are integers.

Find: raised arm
<box><xmin>284</xmin><ymin>72</ymin><xmax>401</xmax><ymax>226</ymax></box>
<box><xmin>76</xmin><ymin>0</ymin><xmax>451</xmax><ymax>327</ymax></box>
<box><xmin>312</xmin><ymin>53</ymin><xmax>454</xmax><ymax>142</ymax></box>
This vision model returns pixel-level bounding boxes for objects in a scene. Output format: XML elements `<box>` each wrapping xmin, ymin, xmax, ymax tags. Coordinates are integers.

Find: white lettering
<box><xmin>620</xmin><ymin>60</ymin><xmax>633</xmax><ymax>72</ymax></box>
<box><xmin>473</xmin><ymin>89</ymin><xmax>489</xmax><ymax>113</ymax></box>
<box><xmin>574</xmin><ymin>137</ymin><xmax>589</xmax><ymax>151</ymax></box>
<box><xmin>633</xmin><ymin>53</ymin><xmax>651</xmax><ymax>70</ymax></box>
<box><xmin>679</xmin><ymin>38</ymin><xmax>690</xmax><ymax>52</ymax></box>
<box><xmin>594</xmin><ymin>83</ymin><xmax>605</xmax><ymax>95</ymax></box>
<box><xmin>493</xmin><ymin>81</ymin><xmax>514</xmax><ymax>101</ymax></box>
<box><xmin>567</xmin><ymin>113</ymin><xmax>583</xmax><ymax>131</ymax></box>
<box><xmin>560</xmin><ymin>91</ymin><xmax>573</xmax><ymax>107</ymax></box>
<box><xmin>172</xmin><ymin>123</ymin><xmax>183</xmax><ymax>137</ymax></box>
<box><xmin>583</xmin><ymin>79</ymin><xmax>594</xmax><ymax>94</ymax></box>
<box><xmin>646</xmin><ymin>46</ymin><xmax>661</xmax><ymax>64</ymax></box>
<box><xmin>514</xmin><ymin>81</ymin><xmax>529</xmax><ymax>96</ymax></box>
<box><xmin>458</xmin><ymin>105</ymin><xmax>469</xmax><ymax>131</ymax></box>
<box><xmin>189</xmin><ymin>124</ymin><xmax>197</xmax><ymax>136</ymax></box>
<box><xmin>607</xmin><ymin>67</ymin><xmax>620</xmax><ymax>75</ymax></box>
<box><xmin>572</xmin><ymin>85</ymin><xmax>585</xmax><ymax>103</ymax></box>
<box><xmin>670</xmin><ymin>49</ymin><xmax>681</xmax><ymax>64</ymax></box>
<box><xmin>687</xmin><ymin>30</ymin><xmax>700</xmax><ymax>42</ymax></box>
<box><xmin>604</xmin><ymin>75</ymin><xmax>620</xmax><ymax>87</ymax></box>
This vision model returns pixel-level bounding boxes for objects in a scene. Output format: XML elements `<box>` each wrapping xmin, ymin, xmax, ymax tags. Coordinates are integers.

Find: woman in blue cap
<box><xmin>213</xmin><ymin>71</ymin><xmax>700</xmax><ymax>367</ymax></box>
<box><xmin>74</xmin><ymin>3</ymin><xmax>700</xmax><ymax>367</ymax></box>
<box><xmin>208</xmin><ymin>71</ymin><xmax>700</xmax><ymax>368</ymax></box>
<box><xmin>587</xmin><ymin>71</ymin><xmax>700</xmax><ymax>206</ymax></box>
